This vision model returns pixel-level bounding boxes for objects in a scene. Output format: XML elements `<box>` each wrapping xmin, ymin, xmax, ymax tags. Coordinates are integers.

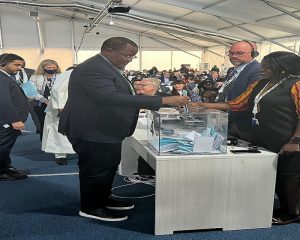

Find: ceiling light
<box><xmin>109</xmin><ymin>15</ymin><xmax>114</xmax><ymax>25</ymax></box>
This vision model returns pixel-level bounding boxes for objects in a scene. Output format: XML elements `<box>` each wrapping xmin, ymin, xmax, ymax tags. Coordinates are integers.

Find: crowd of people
<box><xmin>1</xmin><ymin>37</ymin><xmax>300</xmax><ymax>225</ymax></box>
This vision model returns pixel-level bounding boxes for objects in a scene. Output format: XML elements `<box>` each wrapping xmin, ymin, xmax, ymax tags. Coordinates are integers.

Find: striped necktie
<box><xmin>215</xmin><ymin>69</ymin><xmax>237</xmax><ymax>102</ymax></box>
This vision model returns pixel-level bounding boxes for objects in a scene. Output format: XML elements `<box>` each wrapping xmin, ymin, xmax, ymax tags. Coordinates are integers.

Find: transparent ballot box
<box><xmin>147</xmin><ymin>108</ymin><xmax>228</xmax><ymax>155</ymax></box>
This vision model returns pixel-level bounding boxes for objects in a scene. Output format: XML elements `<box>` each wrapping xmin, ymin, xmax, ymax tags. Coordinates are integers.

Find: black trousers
<box><xmin>276</xmin><ymin>152</ymin><xmax>300</xmax><ymax>215</ymax></box>
<box><xmin>0</xmin><ymin>125</ymin><xmax>19</xmax><ymax>171</ymax></box>
<box><xmin>69</xmin><ymin>138</ymin><xmax>122</xmax><ymax>211</ymax></box>
<box><xmin>33</xmin><ymin>104</ymin><xmax>46</xmax><ymax>141</ymax></box>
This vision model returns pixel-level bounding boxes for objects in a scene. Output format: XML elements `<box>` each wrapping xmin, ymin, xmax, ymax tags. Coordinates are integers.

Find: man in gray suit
<box><xmin>59</xmin><ymin>37</ymin><xmax>189</xmax><ymax>222</ymax></box>
<box><xmin>0</xmin><ymin>53</ymin><xmax>29</xmax><ymax>180</ymax></box>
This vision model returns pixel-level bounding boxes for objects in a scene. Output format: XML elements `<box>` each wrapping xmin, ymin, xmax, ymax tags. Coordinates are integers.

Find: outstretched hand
<box><xmin>187</xmin><ymin>102</ymin><xmax>206</xmax><ymax>110</ymax></box>
<box><xmin>162</xmin><ymin>96</ymin><xmax>190</xmax><ymax>106</ymax></box>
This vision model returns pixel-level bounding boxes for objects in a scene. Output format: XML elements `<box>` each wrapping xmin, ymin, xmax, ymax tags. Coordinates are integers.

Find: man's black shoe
<box><xmin>0</xmin><ymin>171</ymin><xmax>28</xmax><ymax>181</ymax></box>
<box><xmin>55</xmin><ymin>158</ymin><xmax>68</xmax><ymax>165</ymax></box>
<box><xmin>105</xmin><ymin>197</ymin><xmax>134</xmax><ymax>210</ymax></box>
<box><xmin>6</xmin><ymin>165</ymin><xmax>30</xmax><ymax>175</ymax></box>
<box><xmin>79</xmin><ymin>208</ymin><xmax>128</xmax><ymax>222</ymax></box>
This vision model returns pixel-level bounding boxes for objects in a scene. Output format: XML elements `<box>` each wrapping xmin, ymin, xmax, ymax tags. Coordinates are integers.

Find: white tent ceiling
<box><xmin>0</xmin><ymin>0</ymin><xmax>300</xmax><ymax>52</ymax></box>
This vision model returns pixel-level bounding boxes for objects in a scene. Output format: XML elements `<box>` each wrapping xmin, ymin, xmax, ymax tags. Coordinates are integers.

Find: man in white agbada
<box><xmin>42</xmin><ymin>69</ymin><xmax>75</xmax><ymax>165</ymax></box>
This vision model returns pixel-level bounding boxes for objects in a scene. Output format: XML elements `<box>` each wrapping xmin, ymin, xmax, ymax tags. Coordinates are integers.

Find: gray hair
<box><xmin>141</xmin><ymin>78</ymin><xmax>161</xmax><ymax>89</ymax></box>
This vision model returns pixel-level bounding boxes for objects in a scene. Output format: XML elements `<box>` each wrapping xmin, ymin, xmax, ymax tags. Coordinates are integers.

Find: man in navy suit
<box><xmin>216</xmin><ymin>41</ymin><xmax>262</xmax><ymax>141</ymax></box>
<box><xmin>0</xmin><ymin>53</ymin><xmax>29</xmax><ymax>180</ymax></box>
<box><xmin>58</xmin><ymin>37</ymin><xmax>189</xmax><ymax>222</ymax></box>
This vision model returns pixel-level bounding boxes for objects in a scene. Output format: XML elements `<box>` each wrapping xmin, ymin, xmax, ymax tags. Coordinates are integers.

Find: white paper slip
<box><xmin>3</xmin><ymin>124</ymin><xmax>10</xmax><ymax>128</ymax></box>
<box><xmin>160</xmin><ymin>143</ymin><xmax>179</xmax><ymax>152</ymax></box>
<box><xmin>184</xmin><ymin>131</ymin><xmax>200</xmax><ymax>142</ymax></box>
<box><xmin>193</xmin><ymin>135</ymin><xmax>214</xmax><ymax>153</ymax></box>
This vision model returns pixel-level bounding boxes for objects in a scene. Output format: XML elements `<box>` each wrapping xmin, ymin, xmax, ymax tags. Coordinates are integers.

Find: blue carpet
<box><xmin>1</xmin><ymin>118</ymin><xmax>300</xmax><ymax>239</ymax></box>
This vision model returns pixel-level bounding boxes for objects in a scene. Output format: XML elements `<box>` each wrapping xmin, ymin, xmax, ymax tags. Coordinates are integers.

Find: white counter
<box><xmin>121</xmin><ymin>127</ymin><xmax>278</xmax><ymax>235</ymax></box>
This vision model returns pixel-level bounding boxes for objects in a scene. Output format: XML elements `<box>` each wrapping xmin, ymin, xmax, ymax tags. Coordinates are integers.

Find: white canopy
<box><xmin>0</xmin><ymin>0</ymin><xmax>299</xmax><ymax>70</ymax></box>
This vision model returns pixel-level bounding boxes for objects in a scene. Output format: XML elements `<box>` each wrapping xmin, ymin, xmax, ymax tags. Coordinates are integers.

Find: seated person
<box><xmin>186</xmin><ymin>74</ymin><xmax>198</xmax><ymax>94</ymax></box>
<box><xmin>160</xmin><ymin>71</ymin><xmax>176</xmax><ymax>85</ymax></box>
<box><xmin>136</xmin><ymin>78</ymin><xmax>161</xmax><ymax>96</ymax></box>
<box><xmin>137</xmin><ymin>78</ymin><xmax>173</xmax><ymax>98</ymax></box>
<box><xmin>171</xmin><ymin>79</ymin><xmax>187</xmax><ymax>96</ymax></box>
<box><xmin>198</xmin><ymin>76</ymin><xmax>219</xmax><ymax>102</ymax></box>
<box><xmin>172</xmin><ymin>79</ymin><xmax>201</xmax><ymax>102</ymax></box>
<box><xmin>135</xmin><ymin>78</ymin><xmax>163</xmax><ymax>176</ymax></box>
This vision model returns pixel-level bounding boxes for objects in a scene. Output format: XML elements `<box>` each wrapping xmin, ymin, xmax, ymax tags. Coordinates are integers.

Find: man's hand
<box><xmin>11</xmin><ymin>121</ymin><xmax>25</xmax><ymax>130</ymax></box>
<box><xmin>162</xmin><ymin>96</ymin><xmax>190</xmax><ymax>106</ymax></box>
<box><xmin>187</xmin><ymin>102</ymin><xmax>208</xmax><ymax>110</ymax></box>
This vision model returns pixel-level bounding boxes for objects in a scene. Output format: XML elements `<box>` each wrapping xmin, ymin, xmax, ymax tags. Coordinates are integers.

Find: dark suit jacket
<box><xmin>58</xmin><ymin>54</ymin><xmax>162</xmax><ymax>143</ymax></box>
<box><xmin>227</xmin><ymin>60</ymin><xmax>261</xmax><ymax>101</ymax></box>
<box><xmin>0</xmin><ymin>71</ymin><xmax>29</xmax><ymax>124</ymax></box>
<box><xmin>159</xmin><ymin>76</ymin><xmax>176</xmax><ymax>84</ymax></box>
<box><xmin>24</xmin><ymin>68</ymin><xmax>34</xmax><ymax>80</ymax></box>
<box><xmin>227</xmin><ymin>60</ymin><xmax>262</xmax><ymax>141</ymax></box>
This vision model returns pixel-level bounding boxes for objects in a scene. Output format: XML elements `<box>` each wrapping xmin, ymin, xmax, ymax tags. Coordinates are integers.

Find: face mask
<box><xmin>44</xmin><ymin>69</ymin><xmax>57</xmax><ymax>74</ymax></box>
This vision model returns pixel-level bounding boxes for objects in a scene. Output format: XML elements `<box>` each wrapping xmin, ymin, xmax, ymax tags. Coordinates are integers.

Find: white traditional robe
<box><xmin>41</xmin><ymin>70</ymin><xmax>75</xmax><ymax>154</ymax></box>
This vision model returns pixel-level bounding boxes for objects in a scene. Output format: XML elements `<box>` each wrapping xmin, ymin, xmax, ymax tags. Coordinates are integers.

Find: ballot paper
<box><xmin>184</xmin><ymin>131</ymin><xmax>199</xmax><ymax>141</ymax></box>
<box><xmin>160</xmin><ymin>143</ymin><xmax>179</xmax><ymax>152</ymax></box>
<box><xmin>193</xmin><ymin>134</ymin><xmax>214</xmax><ymax>153</ymax></box>
<box><xmin>212</xmin><ymin>133</ymin><xmax>225</xmax><ymax>150</ymax></box>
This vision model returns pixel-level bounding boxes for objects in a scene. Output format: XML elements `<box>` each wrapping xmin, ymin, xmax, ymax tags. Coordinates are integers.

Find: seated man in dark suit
<box><xmin>160</xmin><ymin>70</ymin><xmax>176</xmax><ymax>85</ymax></box>
<box><xmin>0</xmin><ymin>53</ymin><xmax>29</xmax><ymax>180</ymax></box>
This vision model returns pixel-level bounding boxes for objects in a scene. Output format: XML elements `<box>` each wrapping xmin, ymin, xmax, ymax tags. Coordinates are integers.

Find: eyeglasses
<box><xmin>135</xmin><ymin>83</ymin><xmax>155</xmax><ymax>88</ymax></box>
<box><xmin>118</xmin><ymin>51</ymin><xmax>137</xmax><ymax>60</ymax></box>
<box><xmin>226</xmin><ymin>51</ymin><xmax>251</xmax><ymax>56</ymax></box>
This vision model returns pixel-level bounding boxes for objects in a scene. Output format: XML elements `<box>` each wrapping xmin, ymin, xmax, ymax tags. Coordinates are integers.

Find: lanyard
<box><xmin>217</xmin><ymin>61</ymin><xmax>252</xmax><ymax>96</ymax></box>
<box><xmin>252</xmin><ymin>77</ymin><xmax>286</xmax><ymax>125</ymax></box>
<box><xmin>42</xmin><ymin>74</ymin><xmax>56</xmax><ymax>89</ymax></box>
<box><xmin>217</xmin><ymin>69</ymin><xmax>238</xmax><ymax>95</ymax></box>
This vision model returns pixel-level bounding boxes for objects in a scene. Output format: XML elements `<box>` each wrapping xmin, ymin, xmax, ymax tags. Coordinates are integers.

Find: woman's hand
<box><xmin>281</xmin><ymin>143</ymin><xmax>300</xmax><ymax>152</ymax></box>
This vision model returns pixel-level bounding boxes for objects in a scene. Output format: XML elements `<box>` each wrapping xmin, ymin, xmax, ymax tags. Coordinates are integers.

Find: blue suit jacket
<box><xmin>0</xmin><ymin>71</ymin><xmax>28</xmax><ymax>125</ymax></box>
<box><xmin>58</xmin><ymin>54</ymin><xmax>162</xmax><ymax>143</ymax></box>
<box><xmin>227</xmin><ymin>60</ymin><xmax>262</xmax><ymax>141</ymax></box>
<box><xmin>227</xmin><ymin>60</ymin><xmax>261</xmax><ymax>101</ymax></box>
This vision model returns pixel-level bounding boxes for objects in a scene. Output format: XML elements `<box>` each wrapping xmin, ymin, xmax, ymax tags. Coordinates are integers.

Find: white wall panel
<box><xmin>0</xmin><ymin>7</ymin><xmax>39</xmax><ymax>48</ymax></box>
<box><xmin>43</xmin><ymin>19</ymin><xmax>72</xmax><ymax>48</ymax></box>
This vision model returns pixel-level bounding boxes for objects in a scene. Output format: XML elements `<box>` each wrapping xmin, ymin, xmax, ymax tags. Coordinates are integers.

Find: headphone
<box><xmin>227</xmin><ymin>137</ymin><xmax>238</xmax><ymax>146</ymax></box>
<box><xmin>0</xmin><ymin>53</ymin><xmax>9</xmax><ymax>67</ymax></box>
<box><xmin>241</xmin><ymin>40</ymin><xmax>259</xmax><ymax>58</ymax></box>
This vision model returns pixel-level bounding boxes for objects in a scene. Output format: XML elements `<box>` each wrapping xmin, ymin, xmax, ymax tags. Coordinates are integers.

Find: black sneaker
<box><xmin>79</xmin><ymin>208</ymin><xmax>128</xmax><ymax>222</ymax></box>
<box><xmin>105</xmin><ymin>197</ymin><xmax>134</xmax><ymax>210</ymax></box>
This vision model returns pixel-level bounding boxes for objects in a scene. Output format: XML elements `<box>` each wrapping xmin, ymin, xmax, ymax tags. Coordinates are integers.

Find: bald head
<box><xmin>228</xmin><ymin>41</ymin><xmax>257</xmax><ymax>67</ymax></box>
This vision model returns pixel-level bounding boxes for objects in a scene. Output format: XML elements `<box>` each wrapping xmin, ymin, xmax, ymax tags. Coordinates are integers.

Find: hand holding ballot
<box><xmin>188</xmin><ymin>102</ymin><xmax>206</xmax><ymax>109</ymax></box>
<box><xmin>162</xmin><ymin>96</ymin><xmax>190</xmax><ymax>107</ymax></box>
